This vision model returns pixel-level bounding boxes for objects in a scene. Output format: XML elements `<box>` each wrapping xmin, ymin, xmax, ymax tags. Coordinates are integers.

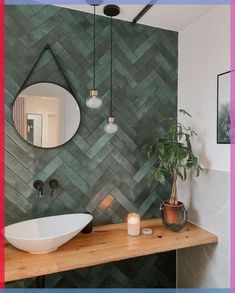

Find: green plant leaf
<box><xmin>195</xmin><ymin>165</ymin><xmax>203</xmax><ymax>176</ymax></box>
<box><xmin>178</xmin><ymin>109</ymin><xmax>192</xmax><ymax>117</ymax></box>
<box><xmin>158</xmin><ymin>143</ymin><xmax>164</xmax><ymax>156</ymax></box>
<box><xmin>154</xmin><ymin>169</ymin><xmax>165</xmax><ymax>185</ymax></box>
<box><xmin>177</xmin><ymin>171</ymin><xmax>184</xmax><ymax>180</ymax></box>
<box><xmin>185</xmin><ymin>134</ymin><xmax>191</xmax><ymax>150</ymax></box>
<box><xmin>192</xmin><ymin>155</ymin><xmax>198</xmax><ymax>166</ymax></box>
<box><xmin>145</xmin><ymin>109</ymin><xmax>201</xmax><ymax>188</ymax></box>
<box><xmin>183</xmin><ymin>167</ymin><xmax>187</xmax><ymax>180</ymax></box>
<box><xmin>186</xmin><ymin>161</ymin><xmax>194</xmax><ymax>169</ymax></box>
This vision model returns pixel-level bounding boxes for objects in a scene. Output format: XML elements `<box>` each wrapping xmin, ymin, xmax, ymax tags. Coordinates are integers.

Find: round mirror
<box><xmin>12</xmin><ymin>82</ymin><xmax>81</xmax><ymax>148</ymax></box>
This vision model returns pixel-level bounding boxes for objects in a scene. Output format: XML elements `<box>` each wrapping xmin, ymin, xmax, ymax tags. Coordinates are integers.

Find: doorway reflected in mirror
<box><xmin>13</xmin><ymin>82</ymin><xmax>81</xmax><ymax>148</ymax></box>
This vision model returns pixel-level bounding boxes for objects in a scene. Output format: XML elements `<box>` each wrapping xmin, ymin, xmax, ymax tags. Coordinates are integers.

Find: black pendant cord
<box><xmin>49</xmin><ymin>46</ymin><xmax>77</xmax><ymax>98</ymax></box>
<box><xmin>110</xmin><ymin>16</ymin><xmax>113</xmax><ymax>117</ymax></box>
<box><xmin>93</xmin><ymin>5</ymin><xmax>96</xmax><ymax>90</ymax></box>
<box><xmin>15</xmin><ymin>44</ymin><xmax>76</xmax><ymax>99</ymax></box>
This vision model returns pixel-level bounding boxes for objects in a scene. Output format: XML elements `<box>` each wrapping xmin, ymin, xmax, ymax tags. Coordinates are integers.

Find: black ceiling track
<box><xmin>132</xmin><ymin>0</ymin><xmax>158</xmax><ymax>24</ymax></box>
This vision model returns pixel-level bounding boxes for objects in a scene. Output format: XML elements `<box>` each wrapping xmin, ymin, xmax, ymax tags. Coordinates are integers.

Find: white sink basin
<box><xmin>5</xmin><ymin>213</ymin><xmax>92</xmax><ymax>254</ymax></box>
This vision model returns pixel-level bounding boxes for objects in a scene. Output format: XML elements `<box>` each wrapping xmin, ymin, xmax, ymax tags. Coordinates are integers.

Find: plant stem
<box><xmin>169</xmin><ymin>172</ymin><xmax>178</xmax><ymax>205</ymax></box>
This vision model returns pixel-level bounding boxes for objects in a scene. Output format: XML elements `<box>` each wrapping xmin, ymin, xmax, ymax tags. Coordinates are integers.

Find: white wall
<box><xmin>25</xmin><ymin>96</ymin><xmax>60</xmax><ymax>147</ymax></box>
<box><xmin>178</xmin><ymin>170</ymin><xmax>230</xmax><ymax>288</ymax></box>
<box><xmin>178</xmin><ymin>5</ymin><xmax>230</xmax><ymax>288</ymax></box>
<box><xmin>178</xmin><ymin>5</ymin><xmax>230</xmax><ymax>172</ymax></box>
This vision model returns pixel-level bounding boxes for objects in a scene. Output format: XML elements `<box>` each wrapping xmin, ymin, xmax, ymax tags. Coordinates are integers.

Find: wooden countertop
<box><xmin>5</xmin><ymin>218</ymin><xmax>218</xmax><ymax>282</ymax></box>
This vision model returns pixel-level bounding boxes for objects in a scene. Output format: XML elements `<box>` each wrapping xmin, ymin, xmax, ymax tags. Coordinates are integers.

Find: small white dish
<box><xmin>141</xmin><ymin>228</ymin><xmax>153</xmax><ymax>235</ymax></box>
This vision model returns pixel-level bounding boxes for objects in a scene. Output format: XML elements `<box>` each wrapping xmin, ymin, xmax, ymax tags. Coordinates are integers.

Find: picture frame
<box><xmin>217</xmin><ymin>70</ymin><xmax>231</xmax><ymax>144</ymax></box>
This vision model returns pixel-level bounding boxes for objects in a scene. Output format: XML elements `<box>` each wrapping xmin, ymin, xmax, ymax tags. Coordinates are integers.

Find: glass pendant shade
<box><xmin>86</xmin><ymin>90</ymin><xmax>102</xmax><ymax>109</ymax></box>
<box><xmin>104</xmin><ymin>116</ymin><xmax>118</xmax><ymax>134</ymax></box>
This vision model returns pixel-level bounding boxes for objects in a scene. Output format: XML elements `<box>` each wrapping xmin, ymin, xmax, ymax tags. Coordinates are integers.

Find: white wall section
<box><xmin>178</xmin><ymin>5</ymin><xmax>230</xmax><ymax>172</ymax></box>
<box><xmin>178</xmin><ymin>5</ymin><xmax>230</xmax><ymax>288</ymax></box>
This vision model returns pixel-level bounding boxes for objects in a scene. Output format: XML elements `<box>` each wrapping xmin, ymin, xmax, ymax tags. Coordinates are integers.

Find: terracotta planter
<box><xmin>160</xmin><ymin>200</ymin><xmax>187</xmax><ymax>232</ymax></box>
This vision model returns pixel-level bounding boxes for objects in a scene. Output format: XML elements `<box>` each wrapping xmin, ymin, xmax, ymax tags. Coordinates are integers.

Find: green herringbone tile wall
<box><xmin>5</xmin><ymin>5</ymin><xmax>178</xmax><ymax>288</ymax></box>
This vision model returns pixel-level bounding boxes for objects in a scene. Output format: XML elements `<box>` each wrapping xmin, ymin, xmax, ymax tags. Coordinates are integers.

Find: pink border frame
<box><xmin>0</xmin><ymin>0</ymin><xmax>234</xmax><ymax>289</ymax></box>
<box><xmin>231</xmin><ymin>0</ymin><xmax>235</xmax><ymax>290</ymax></box>
<box><xmin>0</xmin><ymin>0</ymin><xmax>4</xmax><ymax>288</ymax></box>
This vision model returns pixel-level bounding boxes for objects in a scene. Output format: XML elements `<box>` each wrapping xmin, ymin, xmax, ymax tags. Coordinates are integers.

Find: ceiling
<box><xmin>57</xmin><ymin>4</ymin><xmax>216</xmax><ymax>32</ymax></box>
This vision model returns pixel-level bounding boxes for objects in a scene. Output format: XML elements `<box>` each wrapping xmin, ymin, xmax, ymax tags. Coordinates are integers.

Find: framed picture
<box><xmin>217</xmin><ymin>70</ymin><xmax>231</xmax><ymax>144</ymax></box>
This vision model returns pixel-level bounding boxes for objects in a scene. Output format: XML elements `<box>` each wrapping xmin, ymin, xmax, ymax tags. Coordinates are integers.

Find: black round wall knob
<box><xmin>49</xmin><ymin>179</ymin><xmax>59</xmax><ymax>189</ymax></box>
<box><xmin>33</xmin><ymin>180</ymin><xmax>44</xmax><ymax>190</ymax></box>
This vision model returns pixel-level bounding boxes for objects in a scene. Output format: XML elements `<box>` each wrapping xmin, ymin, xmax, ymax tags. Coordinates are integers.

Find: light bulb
<box><xmin>86</xmin><ymin>90</ymin><xmax>102</xmax><ymax>109</ymax></box>
<box><xmin>104</xmin><ymin>116</ymin><xmax>118</xmax><ymax>134</ymax></box>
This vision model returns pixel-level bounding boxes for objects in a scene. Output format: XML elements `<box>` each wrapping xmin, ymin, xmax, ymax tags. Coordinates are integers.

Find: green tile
<box><xmin>5</xmin><ymin>4</ymin><xmax>177</xmax><ymax>288</ymax></box>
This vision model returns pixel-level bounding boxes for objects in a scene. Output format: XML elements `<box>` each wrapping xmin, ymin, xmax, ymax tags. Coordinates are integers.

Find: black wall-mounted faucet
<box><xmin>49</xmin><ymin>179</ymin><xmax>59</xmax><ymax>197</ymax></box>
<box><xmin>33</xmin><ymin>180</ymin><xmax>44</xmax><ymax>197</ymax></box>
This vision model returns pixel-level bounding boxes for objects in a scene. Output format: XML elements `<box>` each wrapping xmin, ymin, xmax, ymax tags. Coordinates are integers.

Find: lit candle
<box><xmin>127</xmin><ymin>213</ymin><xmax>140</xmax><ymax>236</ymax></box>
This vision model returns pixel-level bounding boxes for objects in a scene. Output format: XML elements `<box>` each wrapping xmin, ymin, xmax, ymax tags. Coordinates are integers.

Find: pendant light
<box><xmin>86</xmin><ymin>4</ymin><xmax>102</xmax><ymax>109</ymax></box>
<box><xmin>104</xmin><ymin>5</ymin><xmax>120</xmax><ymax>134</ymax></box>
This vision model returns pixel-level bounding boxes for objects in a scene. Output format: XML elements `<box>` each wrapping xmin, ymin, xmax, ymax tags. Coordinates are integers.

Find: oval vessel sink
<box><xmin>5</xmin><ymin>213</ymin><xmax>92</xmax><ymax>254</ymax></box>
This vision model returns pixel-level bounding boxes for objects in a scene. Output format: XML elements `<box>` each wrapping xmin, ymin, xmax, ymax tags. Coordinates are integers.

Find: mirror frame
<box><xmin>12</xmin><ymin>81</ymin><xmax>82</xmax><ymax>149</ymax></box>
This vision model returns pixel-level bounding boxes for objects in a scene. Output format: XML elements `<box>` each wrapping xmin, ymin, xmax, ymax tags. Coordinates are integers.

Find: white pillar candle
<box><xmin>127</xmin><ymin>213</ymin><xmax>140</xmax><ymax>236</ymax></box>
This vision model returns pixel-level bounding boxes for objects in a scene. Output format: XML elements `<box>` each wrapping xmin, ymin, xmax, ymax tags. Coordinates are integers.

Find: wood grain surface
<box><xmin>5</xmin><ymin>218</ymin><xmax>218</xmax><ymax>282</ymax></box>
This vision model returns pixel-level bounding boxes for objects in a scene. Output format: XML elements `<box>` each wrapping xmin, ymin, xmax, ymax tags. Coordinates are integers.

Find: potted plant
<box><xmin>146</xmin><ymin>109</ymin><xmax>203</xmax><ymax>232</ymax></box>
